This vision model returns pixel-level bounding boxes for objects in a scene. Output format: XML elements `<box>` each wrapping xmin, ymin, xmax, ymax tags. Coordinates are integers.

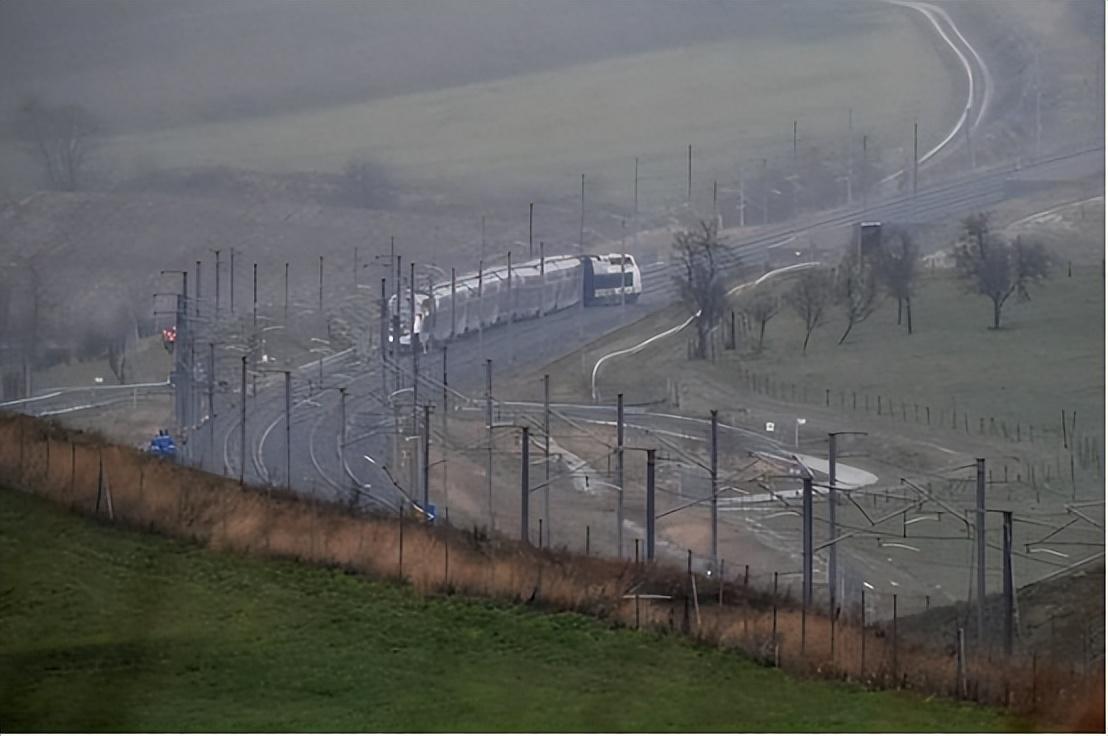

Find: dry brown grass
<box><xmin>1</xmin><ymin>411</ymin><xmax>1101</xmax><ymax>730</ymax></box>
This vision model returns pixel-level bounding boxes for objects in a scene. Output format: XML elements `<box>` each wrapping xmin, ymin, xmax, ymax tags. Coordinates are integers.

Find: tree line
<box><xmin>673</xmin><ymin>212</ymin><xmax>1052</xmax><ymax>359</ymax></box>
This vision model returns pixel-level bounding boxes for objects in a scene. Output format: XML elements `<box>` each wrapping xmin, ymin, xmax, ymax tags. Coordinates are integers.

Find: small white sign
<box><xmin>94</xmin><ymin>377</ymin><xmax>104</xmax><ymax>384</ymax></box>
<box><xmin>797</xmin><ymin>417</ymin><xmax>807</xmax><ymax>425</ymax></box>
<box><xmin>765</xmin><ymin>421</ymin><xmax>775</xmax><ymax>432</ymax></box>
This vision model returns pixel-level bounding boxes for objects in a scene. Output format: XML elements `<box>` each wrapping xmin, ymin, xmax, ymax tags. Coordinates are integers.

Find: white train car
<box><xmin>389</xmin><ymin>253</ymin><xmax>642</xmax><ymax>351</ymax></box>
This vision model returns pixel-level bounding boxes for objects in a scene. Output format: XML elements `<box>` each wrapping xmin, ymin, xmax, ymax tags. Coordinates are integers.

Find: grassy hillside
<box><xmin>0</xmin><ymin>1</ymin><xmax>959</xmax><ymax>206</ymax></box>
<box><xmin>0</xmin><ymin>488</ymin><xmax>1017</xmax><ymax>732</ymax></box>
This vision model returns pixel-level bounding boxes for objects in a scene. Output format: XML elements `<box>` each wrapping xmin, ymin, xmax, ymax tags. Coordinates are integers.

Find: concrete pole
<box><xmin>544</xmin><ymin>373</ymin><xmax>551</xmax><ymax>548</ymax></box>
<box><xmin>528</xmin><ymin>202</ymin><xmax>534</xmax><ymax>259</ymax></box>
<box><xmin>486</xmin><ymin>358</ymin><xmax>494</xmax><ymax>530</ymax></box>
<box><xmin>423</xmin><ymin>403</ymin><xmax>431</xmax><ymax>512</ymax></box>
<box><xmin>520</xmin><ymin>426</ymin><xmax>530</xmax><ymax>543</ymax></box>
<box><xmin>208</xmin><ymin>342</ymin><xmax>215</xmax><ymax>470</ymax></box>
<box><xmin>976</xmin><ymin>457</ymin><xmax>987</xmax><ymax>641</ymax></box>
<box><xmin>710</xmin><ymin>409</ymin><xmax>719</xmax><ymax>569</ymax></box>
<box><xmin>477</xmin><ymin>259</ymin><xmax>484</xmax><ymax>358</ymax></box>
<box><xmin>828</xmin><ymin>433</ymin><xmax>838</xmax><ymax>617</ymax></box>
<box><xmin>539</xmin><ymin>243</ymin><xmax>546</xmax><ymax>318</ymax></box>
<box><xmin>646</xmin><ymin>449</ymin><xmax>656</xmax><ymax>561</ymax></box>
<box><xmin>913</xmin><ymin>121</ymin><xmax>919</xmax><ymax>196</ymax></box>
<box><xmin>239</xmin><ymin>355</ymin><xmax>247</xmax><ymax>484</ymax></box>
<box><xmin>195</xmin><ymin>260</ymin><xmax>202</xmax><ymax>317</ymax></box>
<box><xmin>410</xmin><ymin>261</ymin><xmax>418</xmax><ymax>438</ymax></box>
<box><xmin>230</xmin><ymin>248</ymin><xmax>235</xmax><ymax>313</ymax></box>
<box><xmin>318</xmin><ymin>255</ymin><xmax>324</xmax><ymax>312</ymax></box>
<box><xmin>213</xmin><ymin>249</ymin><xmax>221</xmax><ymax>317</ymax></box>
<box><xmin>339</xmin><ymin>386</ymin><xmax>347</xmax><ymax>490</ymax></box>
<box><xmin>802</xmin><ymin>473</ymin><xmax>813</xmax><ymax>609</ymax></box>
<box><xmin>285</xmin><ymin>371</ymin><xmax>292</xmax><ymax>488</ymax></box>
<box><xmin>450</xmin><ymin>268</ymin><xmax>457</xmax><ymax>339</ymax></box>
<box><xmin>379</xmin><ymin>278</ymin><xmax>388</xmax><ymax>398</ymax></box>
<box><xmin>252</xmin><ymin>262</ymin><xmax>258</xmax><ymax>330</ymax></box>
<box><xmin>617</xmin><ymin>392</ymin><xmax>625</xmax><ymax>559</ymax></box>
<box><xmin>394</xmin><ymin>255</ymin><xmax>402</xmax><ymax>393</ymax></box>
<box><xmin>1003</xmin><ymin>510</ymin><xmax>1014</xmax><ymax>657</ymax></box>
<box><xmin>441</xmin><ymin>346</ymin><xmax>448</xmax><ymax>417</ymax></box>
<box><xmin>284</xmin><ymin>262</ymin><xmax>289</xmax><ymax>323</ymax></box>
<box><xmin>687</xmin><ymin>143</ymin><xmax>692</xmax><ymax>203</ymax></box>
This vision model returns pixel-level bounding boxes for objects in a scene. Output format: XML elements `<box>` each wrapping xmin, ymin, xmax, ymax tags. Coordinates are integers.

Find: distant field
<box><xmin>0</xmin><ymin>488</ymin><xmax>1017</xmax><ymax>732</ymax></box>
<box><xmin>562</xmin><ymin>197</ymin><xmax>1104</xmax><ymax>446</ymax></box>
<box><xmin>85</xmin><ymin>2</ymin><xmax>959</xmax><ymax>209</ymax></box>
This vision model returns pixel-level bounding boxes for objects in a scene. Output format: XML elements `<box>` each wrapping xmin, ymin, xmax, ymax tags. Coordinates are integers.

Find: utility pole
<box><xmin>284</xmin><ymin>262</ymin><xmax>289</xmax><ymax>322</ymax></box>
<box><xmin>543</xmin><ymin>373</ymin><xmax>551</xmax><ymax>548</ymax></box>
<box><xmin>230</xmin><ymin>247</ymin><xmax>236</xmax><ymax>314</ymax></box>
<box><xmin>828</xmin><ymin>433</ymin><xmax>838</xmax><ymax>618</ymax></box>
<box><xmin>195</xmin><ymin>260</ymin><xmax>202</xmax><ymax>317</ymax></box>
<box><xmin>738</xmin><ymin>165</ymin><xmax>745</xmax><ymax>227</ymax></box>
<box><xmin>913</xmin><ymin>120</ymin><xmax>919</xmax><ymax>196</ymax></box>
<box><xmin>520</xmin><ymin>425</ymin><xmax>530</xmax><ymax>543</ymax></box>
<box><xmin>646</xmin><ymin>449</ymin><xmax>656</xmax><ymax>561</ymax></box>
<box><xmin>211</xmin><ymin>248</ymin><xmax>221</xmax><ymax>317</ymax></box>
<box><xmin>687</xmin><ymin>144</ymin><xmax>692</xmax><ymax>203</ymax></box>
<box><xmin>578</xmin><ymin>174</ymin><xmax>587</xmax><ymax>349</ymax></box>
<box><xmin>441</xmin><ymin>346</ymin><xmax>448</xmax><ymax>417</ymax></box>
<box><xmin>239</xmin><ymin>355</ymin><xmax>247</xmax><ymax>484</ymax></box>
<box><xmin>507</xmin><ymin>250</ymin><xmax>514</xmax><ymax>363</ymax></box>
<box><xmin>450</xmin><ymin>267</ymin><xmax>457</xmax><ymax>339</ymax></box>
<box><xmin>1003</xmin><ymin>510</ymin><xmax>1014</xmax><ymax>657</ymax></box>
<box><xmin>802</xmin><ymin>473</ymin><xmax>813</xmax><ymax>609</ymax></box>
<box><xmin>617</xmin><ymin>393</ymin><xmax>625</xmax><ymax>559</ymax></box>
<box><xmin>284</xmin><ymin>371</ymin><xmax>292</xmax><ymax>488</ymax></box>
<box><xmin>410</xmin><ymin>262</ymin><xmax>419</xmax><ymax>439</ymax></box>
<box><xmin>477</xmin><ymin>259</ymin><xmax>484</xmax><ymax>358</ymax></box>
<box><xmin>486</xmin><ymin>358</ymin><xmax>494</xmax><ymax>530</ymax></box>
<box><xmin>846</xmin><ymin>107</ymin><xmax>853</xmax><ymax>205</ymax></box>
<box><xmin>208</xmin><ymin>342</ymin><xmax>215</xmax><ymax>470</ymax></box>
<box><xmin>861</xmin><ymin>135</ymin><xmax>868</xmax><ymax>215</ymax></box>
<box><xmin>379</xmin><ymin>278</ymin><xmax>388</xmax><ymax>398</ymax></box>
<box><xmin>528</xmin><ymin>202</ymin><xmax>534</xmax><ymax>259</ymax></box>
<box><xmin>633</xmin><ymin>156</ymin><xmax>639</xmax><ymax>219</ymax></box>
<box><xmin>710</xmin><ymin>409</ymin><xmax>719</xmax><ymax>569</ymax></box>
<box><xmin>538</xmin><ymin>243</ymin><xmax>546</xmax><ymax>318</ymax></box>
<box><xmin>339</xmin><ymin>385</ymin><xmax>347</xmax><ymax>494</ymax></box>
<box><xmin>393</xmin><ymin>254</ymin><xmax>402</xmax><ymax>393</ymax></box>
<box><xmin>252</xmin><ymin>263</ymin><xmax>258</xmax><ymax>330</ymax></box>
<box><xmin>318</xmin><ymin>255</ymin><xmax>324</xmax><ymax>312</ymax></box>
<box><xmin>976</xmin><ymin>457</ymin><xmax>987</xmax><ymax>641</ymax></box>
<box><xmin>412</xmin><ymin>261</ymin><xmax>418</xmax><ymax>432</ymax></box>
<box><xmin>422</xmin><ymin>403</ymin><xmax>431</xmax><ymax>512</ymax></box>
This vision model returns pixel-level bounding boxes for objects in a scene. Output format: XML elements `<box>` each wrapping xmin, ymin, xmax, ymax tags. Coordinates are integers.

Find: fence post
<box><xmin>398</xmin><ymin>508</ymin><xmax>404</xmax><ymax>581</ymax></box>
<box><xmin>719</xmin><ymin>558</ymin><xmax>725</xmax><ymax>605</ymax></box>
<box><xmin>585</xmin><ymin>525</ymin><xmax>590</xmax><ymax>556</ymax></box>
<box><xmin>772</xmin><ymin>570</ymin><xmax>779</xmax><ymax>667</ymax></box>
<box><xmin>957</xmin><ymin>627</ymin><xmax>967</xmax><ymax>698</ymax></box>
<box><xmin>860</xmin><ymin>588</ymin><xmax>866</xmax><ymax>680</ymax></box>
<box><xmin>892</xmin><ymin>593</ymin><xmax>899</xmax><ymax>684</ymax></box>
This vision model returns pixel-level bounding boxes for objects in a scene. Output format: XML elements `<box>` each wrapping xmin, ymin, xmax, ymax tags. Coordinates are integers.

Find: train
<box><xmin>387</xmin><ymin>252</ymin><xmax>643</xmax><ymax>352</ymax></box>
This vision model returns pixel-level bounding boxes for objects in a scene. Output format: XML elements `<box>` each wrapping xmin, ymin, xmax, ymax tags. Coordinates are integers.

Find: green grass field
<box><xmin>83</xmin><ymin>3</ymin><xmax>957</xmax><ymax>208</ymax></box>
<box><xmin>0</xmin><ymin>488</ymin><xmax>1018</xmax><ymax>732</ymax></box>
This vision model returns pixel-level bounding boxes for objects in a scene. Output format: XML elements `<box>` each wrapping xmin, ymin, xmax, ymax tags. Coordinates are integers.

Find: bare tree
<box><xmin>877</xmin><ymin>226</ymin><xmax>919</xmax><ymax>334</ymax></box>
<box><xmin>672</xmin><ymin>220</ymin><xmax>728</xmax><ymax>359</ymax></box>
<box><xmin>741</xmin><ymin>290</ymin><xmax>780</xmax><ymax>351</ymax></box>
<box><xmin>14</xmin><ymin>96</ymin><xmax>101</xmax><ymax>191</ymax></box>
<box><xmin>785</xmin><ymin>268</ymin><xmax>833</xmax><ymax>354</ymax></box>
<box><xmin>954</xmin><ymin>212</ymin><xmax>1050</xmax><ymax>329</ymax></box>
<box><xmin>835</xmin><ymin>247</ymin><xmax>880</xmax><ymax>344</ymax></box>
